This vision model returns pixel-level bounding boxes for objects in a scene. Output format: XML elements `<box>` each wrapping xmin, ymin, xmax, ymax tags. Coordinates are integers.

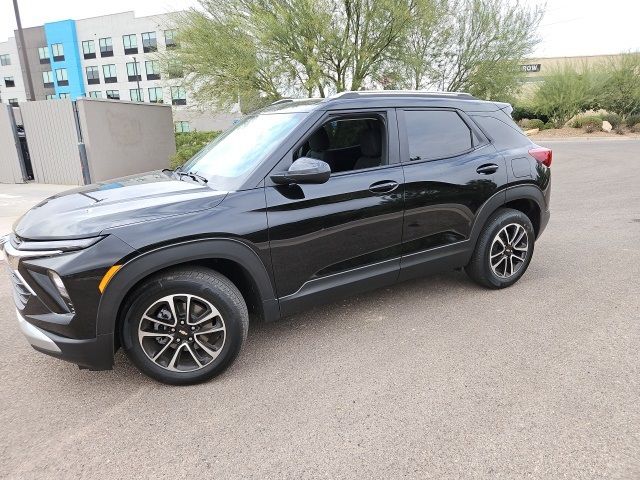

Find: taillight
<box><xmin>529</xmin><ymin>147</ymin><xmax>552</xmax><ymax>167</ymax></box>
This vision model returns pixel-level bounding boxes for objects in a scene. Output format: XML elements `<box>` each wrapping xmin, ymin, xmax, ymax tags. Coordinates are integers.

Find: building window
<box><xmin>8</xmin><ymin>98</ymin><xmax>19</xmax><ymax>107</ymax></box>
<box><xmin>45</xmin><ymin>94</ymin><xmax>55</xmax><ymax>100</ymax></box>
<box><xmin>174</xmin><ymin>121</ymin><xmax>190</xmax><ymax>133</ymax></box>
<box><xmin>126</xmin><ymin>61</ymin><xmax>141</xmax><ymax>82</ymax></box>
<box><xmin>59</xmin><ymin>93</ymin><xmax>70</xmax><ymax>99</ymax></box>
<box><xmin>106</xmin><ymin>90</ymin><xmax>120</xmax><ymax>100</ymax></box>
<box><xmin>141</xmin><ymin>32</ymin><xmax>157</xmax><ymax>53</ymax></box>
<box><xmin>170</xmin><ymin>86</ymin><xmax>186</xmax><ymax>105</ymax></box>
<box><xmin>167</xmin><ymin>61</ymin><xmax>183</xmax><ymax>79</ymax></box>
<box><xmin>99</xmin><ymin>37</ymin><xmax>113</xmax><ymax>57</ymax></box>
<box><xmin>88</xmin><ymin>91</ymin><xmax>102</xmax><ymax>98</ymax></box>
<box><xmin>102</xmin><ymin>64</ymin><xmax>117</xmax><ymax>83</ymax></box>
<box><xmin>0</xmin><ymin>54</ymin><xmax>10</xmax><ymax>66</ymax></box>
<box><xmin>145</xmin><ymin>60</ymin><xmax>160</xmax><ymax>80</ymax></box>
<box><xmin>38</xmin><ymin>46</ymin><xmax>50</xmax><ymax>64</ymax></box>
<box><xmin>86</xmin><ymin>66</ymin><xmax>100</xmax><ymax>85</ymax></box>
<box><xmin>55</xmin><ymin>68</ymin><xmax>68</xmax><ymax>86</ymax></box>
<box><xmin>42</xmin><ymin>70</ymin><xmax>54</xmax><ymax>88</ymax></box>
<box><xmin>51</xmin><ymin>43</ymin><xmax>64</xmax><ymax>61</ymax></box>
<box><xmin>82</xmin><ymin>40</ymin><xmax>95</xmax><ymax>59</ymax></box>
<box><xmin>130</xmin><ymin>88</ymin><xmax>143</xmax><ymax>102</ymax></box>
<box><xmin>148</xmin><ymin>87</ymin><xmax>163</xmax><ymax>103</ymax></box>
<box><xmin>123</xmin><ymin>34</ymin><xmax>138</xmax><ymax>54</ymax></box>
<box><xmin>4</xmin><ymin>76</ymin><xmax>15</xmax><ymax>87</ymax></box>
<box><xmin>164</xmin><ymin>29</ymin><xmax>178</xmax><ymax>48</ymax></box>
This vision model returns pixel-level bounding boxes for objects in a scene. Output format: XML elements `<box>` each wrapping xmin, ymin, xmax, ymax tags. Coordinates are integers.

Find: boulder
<box><xmin>524</xmin><ymin>128</ymin><xmax>539</xmax><ymax>136</ymax></box>
<box><xmin>602</xmin><ymin>120</ymin><xmax>613</xmax><ymax>132</ymax></box>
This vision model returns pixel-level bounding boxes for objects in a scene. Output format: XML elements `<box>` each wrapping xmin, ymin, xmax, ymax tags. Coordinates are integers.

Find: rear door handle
<box><xmin>476</xmin><ymin>163</ymin><xmax>499</xmax><ymax>175</ymax></box>
<box><xmin>369</xmin><ymin>180</ymin><xmax>399</xmax><ymax>194</ymax></box>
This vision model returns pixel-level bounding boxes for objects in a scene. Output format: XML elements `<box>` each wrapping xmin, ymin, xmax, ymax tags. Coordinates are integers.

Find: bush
<box><xmin>614</xmin><ymin>126</ymin><xmax>625</xmax><ymax>135</ymax></box>
<box><xmin>601</xmin><ymin>113</ymin><xmax>622</xmax><ymax>128</ymax></box>
<box><xmin>171</xmin><ymin>131</ymin><xmax>221</xmax><ymax>169</ymax></box>
<box><xmin>570</xmin><ymin>114</ymin><xmax>602</xmax><ymax>129</ymax></box>
<box><xmin>630</xmin><ymin>123</ymin><xmax>640</xmax><ymax>133</ymax></box>
<box><xmin>519</xmin><ymin>118</ymin><xmax>545</xmax><ymax>130</ymax></box>
<box><xmin>512</xmin><ymin>105</ymin><xmax>548</xmax><ymax>123</ymax></box>
<box><xmin>625</xmin><ymin>114</ymin><xmax>640</xmax><ymax>127</ymax></box>
<box><xmin>543</xmin><ymin>122</ymin><xmax>555</xmax><ymax>130</ymax></box>
<box><xmin>595</xmin><ymin>53</ymin><xmax>640</xmax><ymax>117</ymax></box>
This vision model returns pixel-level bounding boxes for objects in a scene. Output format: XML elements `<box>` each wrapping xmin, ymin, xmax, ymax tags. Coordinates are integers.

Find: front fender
<box><xmin>95</xmin><ymin>238</ymin><xmax>279</xmax><ymax>337</ymax></box>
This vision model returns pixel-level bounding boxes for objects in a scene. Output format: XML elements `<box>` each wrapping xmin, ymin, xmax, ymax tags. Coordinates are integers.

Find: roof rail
<box><xmin>269</xmin><ymin>98</ymin><xmax>294</xmax><ymax>106</ymax></box>
<box><xmin>328</xmin><ymin>90</ymin><xmax>475</xmax><ymax>100</ymax></box>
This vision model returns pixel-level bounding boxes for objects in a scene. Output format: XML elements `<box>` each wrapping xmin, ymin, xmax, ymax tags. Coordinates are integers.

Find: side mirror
<box><xmin>270</xmin><ymin>157</ymin><xmax>331</xmax><ymax>185</ymax></box>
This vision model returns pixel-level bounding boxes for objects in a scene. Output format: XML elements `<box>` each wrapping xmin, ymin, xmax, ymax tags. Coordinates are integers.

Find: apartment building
<box><xmin>0</xmin><ymin>11</ymin><xmax>239</xmax><ymax>132</ymax></box>
<box><xmin>0</xmin><ymin>36</ymin><xmax>27</xmax><ymax>105</ymax></box>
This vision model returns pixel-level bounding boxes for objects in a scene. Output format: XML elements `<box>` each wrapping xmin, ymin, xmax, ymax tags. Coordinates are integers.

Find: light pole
<box><xmin>132</xmin><ymin>55</ymin><xmax>141</xmax><ymax>101</ymax></box>
<box><xmin>13</xmin><ymin>0</ymin><xmax>35</xmax><ymax>101</ymax></box>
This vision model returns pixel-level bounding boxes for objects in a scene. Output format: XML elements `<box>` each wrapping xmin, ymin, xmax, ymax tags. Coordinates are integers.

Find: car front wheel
<box><xmin>122</xmin><ymin>267</ymin><xmax>248</xmax><ymax>385</ymax></box>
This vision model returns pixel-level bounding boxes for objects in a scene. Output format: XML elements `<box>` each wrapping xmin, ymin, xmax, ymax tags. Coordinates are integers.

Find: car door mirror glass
<box><xmin>270</xmin><ymin>157</ymin><xmax>331</xmax><ymax>185</ymax></box>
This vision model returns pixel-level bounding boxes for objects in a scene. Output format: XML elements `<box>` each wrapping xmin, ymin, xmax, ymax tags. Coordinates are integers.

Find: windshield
<box><xmin>180</xmin><ymin>112</ymin><xmax>306</xmax><ymax>190</ymax></box>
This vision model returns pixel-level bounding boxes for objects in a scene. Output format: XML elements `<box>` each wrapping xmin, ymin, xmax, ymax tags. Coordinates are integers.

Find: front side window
<box><xmin>170</xmin><ymin>86</ymin><xmax>186</xmax><ymax>105</ymax></box>
<box><xmin>404</xmin><ymin>110</ymin><xmax>473</xmax><ymax>161</ymax></box>
<box><xmin>82</xmin><ymin>40</ymin><xmax>95</xmax><ymax>58</ymax></box>
<box><xmin>56</xmin><ymin>68</ymin><xmax>68</xmax><ymax>86</ymax></box>
<box><xmin>4</xmin><ymin>76</ymin><xmax>15</xmax><ymax>87</ymax></box>
<box><xmin>123</xmin><ymin>34</ymin><xmax>138</xmax><ymax>54</ymax></box>
<box><xmin>86</xmin><ymin>66</ymin><xmax>99</xmax><ymax>84</ymax></box>
<box><xmin>299</xmin><ymin>116</ymin><xmax>386</xmax><ymax>173</ymax></box>
<box><xmin>38</xmin><ymin>46</ymin><xmax>50</xmax><ymax>63</ymax></box>
<box><xmin>42</xmin><ymin>70</ymin><xmax>54</xmax><ymax>86</ymax></box>
<box><xmin>102</xmin><ymin>64</ymin><xmax>117</xmax><ymax>82</ymax></box>
<box><xmin>0</xmin><ymin>54</ymin><xmax>10</xmax><ymax>66</ymax></box>
<box><xmin>148</xmin><ymin>87</ymin><xmax>163</xmax><ymax>103</ymax></box>
<box><xmin>51</xmin><ymin>43</ymin><xmax>64</xmax><ymax>60</ymax></box>
<box><xmin>180</xmin><ymin>112</ymin><xmax>305</xmax><ymax>189</ymax></box>
<box><xmin>126</xmin><ymin>61</ymin><xmax>141</xmax><ymax>81</ymax></box>
<box><xmin>106</xmin><ymin>89</ymin><xmax>119</xmax><ymax>100</ymax></box>
<box><xmin>142</xmin><ymin>32</ymin><xmax>157</xmax><ymax>52</ymax></box>
<box><xmin>99</xmin><ymin>37</ymin><xmax>113</xmax><ymax>57</ymax></box>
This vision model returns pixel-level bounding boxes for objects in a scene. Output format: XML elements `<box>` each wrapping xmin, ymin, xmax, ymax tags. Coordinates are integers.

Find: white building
<box><xmin>0</xmin><ymin>37</ymin><xmax>28</xmax><ymax>106</ymax></box>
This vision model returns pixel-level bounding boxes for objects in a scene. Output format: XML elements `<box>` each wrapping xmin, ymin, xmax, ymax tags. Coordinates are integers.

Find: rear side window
<box><xmin>471</xmin><ymin>115</ymin><xmax>531</xmax><ymax>150</ymax></box>
<box><xmin>404</xmin><ymin>110</ymin><xmax>472</xmax><ymax>161</ymax></box>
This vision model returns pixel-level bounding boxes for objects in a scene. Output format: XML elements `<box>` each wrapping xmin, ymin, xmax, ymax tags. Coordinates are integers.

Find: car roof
<box><xmin>260</xmin><ymin>91</ymin><xmax>505</xmax><ymax>114</ymax></box>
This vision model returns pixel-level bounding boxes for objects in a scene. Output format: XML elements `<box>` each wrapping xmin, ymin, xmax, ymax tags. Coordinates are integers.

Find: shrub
<box><xmin>542</xmin><ymin>122</ymin><xmax>555</xmax><ymax>130</ymax></box>
<box><xmin>519</xmin><ymin>118</ymin><xmax>545</xmax><ymax>130</ymax></box>
<box><xmin>531</xmin><ymin>66</ymin><xmax>598</xmax><ymax>126</ymax></box>
<box><xmin>171</xmin><ymin>131</ymin><xmax>221</xmax><ymax>169</ymax></box>
<box><xmin>630</xmin><ymin>123</ymin><xmax>640</xmax><ymax>133</ymax></box>
<box><xmin>625</xmin><ymin>114</ymin><xmax>640</xmax><ymax>127</ymax></box>
<box><xmin>614</xmin><ymin>126</ymin><xmax>625</xmax><ymax>135</ymax></box>
<box><xmin>570</xmin><ymin>114</ymin><xmax>602</xmax><ymax>128</ymax></box>
<box><xmin>512</xmin><ymin>105</ymin><xmax>548</xmax><ymax>123</ymax></box>
<box><xmin>601</xmin><ymin>113</ymin><xmax>622</xmax><ymax>128</ymax></box>
<box><xmin>595</xmin><ymin>53</ymin><xmax>640</xmax><ymax>117</ymax></box>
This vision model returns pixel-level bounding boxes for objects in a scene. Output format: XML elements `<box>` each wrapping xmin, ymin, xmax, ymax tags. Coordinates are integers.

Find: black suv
<box><xmin>2</xmin><ymin>91</ymin><xmax>551</xmax><ymax>384</ymax></box>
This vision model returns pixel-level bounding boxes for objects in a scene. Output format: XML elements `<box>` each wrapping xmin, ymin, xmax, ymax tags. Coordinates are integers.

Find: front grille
<box><xmin>10</xmin><ymin>270</ymin><xmax>31</xmax><ymax>309</ymax></box>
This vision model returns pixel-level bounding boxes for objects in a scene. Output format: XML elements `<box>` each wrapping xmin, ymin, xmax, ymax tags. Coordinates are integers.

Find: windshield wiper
<box><xmin>175</xmin><ymin>170</ymin><xmax>208</xmax><ymax>184</ymax></box>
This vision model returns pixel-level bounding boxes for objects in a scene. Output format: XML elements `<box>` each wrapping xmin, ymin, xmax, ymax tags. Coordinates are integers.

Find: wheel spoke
<box><xmin>139</xmin><ymin>331</ymin><xmax>172</xmax><ymax>339</ymax></box>
<box><xmin>167</xmin><ymin>343</ymin><xmax>185</xmax><ymax>370</ymax></box>
<box><xmin>492</xmin><ymin>256</ymin><xmax>506</xmax><ymax>270</ymax></box>
<box><xmin>194</xmin><ymin>337</ymin><xmax>220</xmax><ymax>358</ymax></box>
<box><xmin>142</xmin><ymin>314</ymin><xmax>173</xmax><ymax>328</ymax></box>
<box><xmin>512</xmin><ymin>228</ymin><xmax>526</xmax><ymax>246</ymax></box>
<box><xmin>184</xmin><ymin>344</ymin><xmax>203</xmax><ymax>368</ymax></box>
<box><xmin>512</xmin><ymin>252</ymin><xmax>526</xmax><ymax>262</ymax></box>
<box><xmin>189</xmin><ymin>307</ymin><xmax>221</xmax><ymax>326</ymax></box>
<box><xmin>194</xmin><ymin>326</ymin><xmax>225</xmax><ymax>336</ymax></box>
<box><xmin>152</xmin><ymin>340</ymin><xmax>174</xmax><ymax>361</ymax></box>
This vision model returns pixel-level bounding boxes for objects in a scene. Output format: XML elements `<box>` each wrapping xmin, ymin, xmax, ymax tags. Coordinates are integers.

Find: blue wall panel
<box><xmin>44</xmin><ymin>20</ymin><xmax>85</xmax><ymax>100</ymax></box>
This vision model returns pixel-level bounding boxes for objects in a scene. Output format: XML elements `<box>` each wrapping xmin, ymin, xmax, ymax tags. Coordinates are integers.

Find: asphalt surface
<box><xmin>1</xmin><ymin>139</ymin><xmax>639</xmax><ymax>479</ymax></box>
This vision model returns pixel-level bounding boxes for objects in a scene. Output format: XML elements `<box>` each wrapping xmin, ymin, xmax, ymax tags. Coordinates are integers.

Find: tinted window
<box><xmin>472</xmin><ymin>115</ymin><xmax>531</xmax><ymax>150</ymax></box>
<box><xmin>404</xmin><ymin>110</ymin><xmax>472</xmax><ymax>161</ymax></box>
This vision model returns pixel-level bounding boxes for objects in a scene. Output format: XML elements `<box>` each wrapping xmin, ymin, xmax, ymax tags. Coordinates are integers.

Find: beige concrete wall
<box><xmin>76</xmin><ymin>98</ymin><xmax>176</xmax><ymax>182</ymax></box>
<box><xmin>0</xmin><ymin>104</ymin><xmax>25</xmax><ymax>184</ymax></box>
<box><xmin>19</xmin><ymin>100</ymin><xmax>84</xmax><ymax>185</ymax></box>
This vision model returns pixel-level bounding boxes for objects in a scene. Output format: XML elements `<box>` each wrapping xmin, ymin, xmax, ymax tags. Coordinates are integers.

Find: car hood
<box><xmin>14</xmin><ymin>171</ymin><xmax>227</xmax><ymax>240</ymax></box>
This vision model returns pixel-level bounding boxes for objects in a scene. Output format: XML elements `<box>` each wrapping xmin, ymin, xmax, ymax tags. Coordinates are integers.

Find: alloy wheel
<box><xmin>489</xmin><ymin>223</ymin><xmax>529</xmax><ymax>279</ymax></box>
<box><xmin>137</xmin><ymin>294</ymin><xmax>226</xmax><ymax>372</ymax></box>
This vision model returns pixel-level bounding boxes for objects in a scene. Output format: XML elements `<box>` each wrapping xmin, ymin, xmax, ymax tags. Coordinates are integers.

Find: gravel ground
<box><xmin>0</xmin><ymin>140</ymin><xmax>639</xmax><ymax>479</ymax></box>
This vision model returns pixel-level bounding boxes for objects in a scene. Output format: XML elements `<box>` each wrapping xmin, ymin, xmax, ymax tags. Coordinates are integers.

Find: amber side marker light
<box><xmin>99</xmin><ymin>265</ymin><xmax>122</xmax><ymax>293</ymax></box>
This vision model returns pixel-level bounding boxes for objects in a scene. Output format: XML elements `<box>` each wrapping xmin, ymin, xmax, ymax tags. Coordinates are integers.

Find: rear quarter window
<box><xmin>471</xmin><ymin>115</ymin><xmax>532</xmax><ymax>150</ymax></box>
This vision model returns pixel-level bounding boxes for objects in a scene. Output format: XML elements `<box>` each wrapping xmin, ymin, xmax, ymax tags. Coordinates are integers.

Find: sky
<box><xmin>1</xmin><ymin>0</ymin><xmax>639</xmax><ymax>58</ymax></box>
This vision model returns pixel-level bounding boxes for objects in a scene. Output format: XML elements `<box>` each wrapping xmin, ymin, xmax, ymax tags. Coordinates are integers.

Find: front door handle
<box><xmin>476</xmin><ymin>163</ymin><xmax>499</xmax><ymax>175</ymax></box>
<box><xmin>369</xmin><ymin>180</ymin><xmax>399</xmax><ymax>194</ymax></box>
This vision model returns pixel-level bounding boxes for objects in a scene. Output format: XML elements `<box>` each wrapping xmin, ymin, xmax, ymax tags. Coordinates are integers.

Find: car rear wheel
<box><xmin>122</xmin><ymin>267</ymin><xmax>248</xmax><ymax>385</ymax></box>
<box><xmin>465</xmin><ymin>208</ymin><xmax>535</xmax><ymax>289</ymax></box>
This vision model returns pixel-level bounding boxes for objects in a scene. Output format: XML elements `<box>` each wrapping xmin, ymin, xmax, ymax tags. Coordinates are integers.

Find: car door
<box><xmin>265</xmin><ymin>109</ymin><xmax>404</xmax><ymax>316</ymax></box>
<box><xmin>397</xmin><ymin>108</ymin><xmax>507</xmax><ymax>281</ymax></box>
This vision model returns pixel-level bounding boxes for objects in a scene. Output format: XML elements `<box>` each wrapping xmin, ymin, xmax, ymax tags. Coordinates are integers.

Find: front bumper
<box><xmin>2</xmin><ymin>233</ymin><xmax>134</xmax><ymax>370</ymax></box>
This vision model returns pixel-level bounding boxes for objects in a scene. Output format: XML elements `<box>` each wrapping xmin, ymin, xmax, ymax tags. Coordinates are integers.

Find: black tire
<box><xmin>121</xmin><ymin>267</ymin><xmax>248</xmax><ymax>385</ymax></box>
<box><xmin>465</xmin><ymin>208</ymin><xmax>535</xmax><ymax>289</ymax></box>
